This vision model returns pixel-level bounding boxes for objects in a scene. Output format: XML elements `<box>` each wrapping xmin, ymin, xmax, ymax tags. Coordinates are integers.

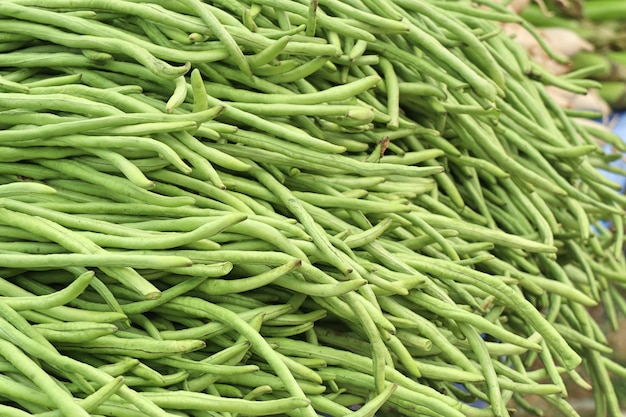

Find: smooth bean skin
<box><xmin>0</xmin><ymin>253</ymin><xmax>192</xmax><ymax>269</ymax></box>
<box><xmin>139</xmin><ymin>391</ymin><xmax>310</xmax><ymax>415</ymax></box>
<box><xmin>196</xmin><ymin>259</ymin><xmax>301</xmax><ymax>295</ymax></box>
<box><xmin>0</xmin><ymin>270</ymin><xmax>93</xmax><ymax>310</ymax></box>
<box><xmin>33</xmin><ymin>322</ymin><xmax>119</xmax><ymax>343</ymax></box>
<box><xmin>0</xmin><ymin>19</ymin><xmax>190</xmax><ymax>79</ymax></box>
<box><xmin>62</xmin><ymin>334</ymin><xmax>205</xmax><ymax>359</ymax></box>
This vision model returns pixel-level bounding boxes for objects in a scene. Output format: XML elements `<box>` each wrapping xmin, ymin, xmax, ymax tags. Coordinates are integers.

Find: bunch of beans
<box><xmin>0</xmin><ymin>1</ymin><xmax>626</xmax><ymax>416</ymax></box>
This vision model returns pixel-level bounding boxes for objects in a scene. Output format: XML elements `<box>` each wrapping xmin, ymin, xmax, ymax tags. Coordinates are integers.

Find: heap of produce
<box><xmin>0</xmin><ymin>1</ymin><xmax>625</xmax><ymax>416</ymax></box>
<box><xmin>519</xmin><ymin>0</ymin><xmax>626</xmax><ymax>110</ymax></box>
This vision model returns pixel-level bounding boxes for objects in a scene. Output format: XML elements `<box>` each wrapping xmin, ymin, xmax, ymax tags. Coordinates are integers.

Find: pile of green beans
<box><xmin>1</xmin><ymin>0</ymin><xmax>626</xmax><ymax>416</ymax></box>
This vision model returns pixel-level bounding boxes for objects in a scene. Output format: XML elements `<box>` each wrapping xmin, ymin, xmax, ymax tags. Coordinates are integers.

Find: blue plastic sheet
<box><xmin>598</xmin><ymin>113</ymin><xmax>626</xmax><ymax>192</ymax></box>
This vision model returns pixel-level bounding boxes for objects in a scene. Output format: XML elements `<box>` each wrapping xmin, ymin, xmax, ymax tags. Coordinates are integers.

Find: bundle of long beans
<box><xmin>0</xmin><ymin>1</ymin><xmax>625</xmax><ymax>416</ymax></box>
<box><xmin>519</xmin><ymin>0</ymin><xmax>626</xmax><ymax>110</ymax></box>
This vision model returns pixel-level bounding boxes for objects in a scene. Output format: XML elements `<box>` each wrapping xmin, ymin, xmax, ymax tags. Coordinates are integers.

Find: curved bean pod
<box><xmin>33</xmin><ymin>321</ymin><xmax>119</xmax><ymax>343</ymax></box>
<box><xmin>141</xmin><ymin>390</ymin><xmax>310</xmax><ymax>415</ymax></box>
<box><xmin>0</xmin><ymin>19</ymin><xmax>190</xmax><ymax>79</ymax></box>
<box><xmin>198</xmin><ymin>259</ymin><xmax>302</xmax><ymax>296</ymax></box>
<box><xmin>0</xmin><ymin>270</ymin><xmax>93</xmax><ymax>311</ymax></box>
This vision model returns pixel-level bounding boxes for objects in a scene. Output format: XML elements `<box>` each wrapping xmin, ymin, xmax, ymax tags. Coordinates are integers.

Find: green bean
<box><xmin>0</xmin><ymin>111</ymin><xmax>204</xmax><ymax>143</ymax></box>
<box><xmin>491</xmin><ymin>362</ymin><xmax>563</xmax><ymax>396</ymax></box>
<box><xmin>0</xmin><ymin>405</ymin><xmax>32</xmax><ymax>417</ymax></box>
<box><xmin>274</xmin><ymin>275</ymin><xmax>367</xmax><ymax>297</ymax></box>
<box><xmin>3</xmin><ymin>2</ymin><xmax>231</xmax><ymax>63</ymax></box>
<box><xmin>0</xmin><ymin>182</ymin><xmax>57</xmax><ymax>198</ymax></box>
<box><xmin>463</xmin><ymin>326</ymin><xmax>506</xmax><ymax>417</ymax></box>
<box><xmin>180</xmin><ymin>0</ymin><xmax>250</xmax><ymax>76</ymax></box>
<box><xmin>62</xmin><ymin>334</ymin><xmax>205</xmax><ymax>359</ymax></box>
<box><xmin>257</xmin><ymin>313</ymin><xmax>315</xmax><ymax>333</ymax></box>
<box><xmin>37</xmin><ymin>159</ymin><xmax>194</xmax><ymax>207</ymax></box>
<box><xmin>343</xmin><ymin>218</ymin><xmax>394</xmax><ymax>249</ymax></box>
<box><xmin>293</xmin><ymin>191</ymin><xmax>409</xmax><ymax>214</ymax></box>
<box><xmin>50</xmin><ymin>375</ymin><xmax>124</xmax><ymax>417</ymax></box>
<box><xmin>0</xmin><ymin>242</ymin><xmax>65</xmax><ymax>254</ymax></box>
<box><xmin>408</xmin><ymin>293</ymin><xmax>540</xmax><ymax>350</ymax></box>
<box><xmin>0</xmin><ymin>337</ymin><xmax>90</xmax><ymax>417</ymax></box>
<box><xmin>279</xmin><ymin>339</ymin><xmax>456</xmax><ymax>414</ymax></box>
<box><xmin>378</xmin><ymin>57</ymin><xmax>400</xmax><ymax>130</ymax></box>
<box><xmin>165</xmin><ymin>75</ymin><xmax>188</xmax><ymax>113</ymax></box>
<box><xmin>400</xmin><ymin>0</ymin><xmax>504</xmax><ymax>87</ymax></box>
<box><xmin>453</xmin><ymin>115</ymin><xmax>567</xmax><ymax>196</ymax></box>
<box><xmin>2</xmin><ymin>199</ymin><xmax>161</xmax><ymax>237</ymax></box>
<box><xmin>0</xmin><ymin>19</ymin><xmax>190</xmax><ymax>79</ymax></box>
<box><xmin>552</xmin><ymin>323</ymin><xmax>612</xmax><ymax>354</ymax></box>
<box><xmin>204</xmin><ymin>74</ymin><xmax>379</xmax><ymax>104</ymax></box>
<box><xmin>226</xmin><ymin>102</ymin><xmax>374</xmax><ymax>121</ymax></box>
<box><xmin>0</xmin><ymin>270</ymin><xmax>93</xmax><ymax>310</ymax></box>
<box><xmin>412</xmin><ymin>212</ymin><xmax>557</xmax><ymax>253</ymax></box>
<box><xmin>224</xmin><ymin>131</ymin><xmax>443</xmax><ymax>177</ymax></box>
<box><xmin>328</xmin><ymin>366</ymin><xmax>467</xmax><ymax>417</ymax></box>
<box><xmin>400</xmin><ymin>212</ymin><xmax>460</xmax><ymax>261</ymax></box>
<box><xmin>0</xmin><ymin>300</ymin><xmax>59</xmax><ymax>363</ymax></box>
<box><xmin>252</xmin><ymin>59</ymin><xmax>301</xmax><ymax>76</ymax></box>
<box><xmin>263</xmin><ymin>56</ymin><xmax>329</xmax><ymax>84</ymax></box>
<box><xmin>0</xmin><ymin>2</ymin><xmax>621</xmax><ymax>416</ymax></box>
<box><xmin>0</xmin><ymin>373</ymin><xmax>54</xmax><ymax>411</ymax></box>
<box><xmin>10</xmin><ymin>0</ymin><xmax>203</xmax><ymax>34</ymax></box>
<box><xmin>508</xmin><ymin>270</ymin><xmax>597</xmax><ymax>307</ymax></box>
<box><xmin>0</xmin><ymin>92</ymin><xmax>121</xmax><ymax>116</ymax></box>
<box><xmin>587</xmin><ymin>349</ymin><xmax>622</xmax><ymax>417</ymax></box>
<box><xmin>156</xmin><ymin>357</ymin><xmax>258</xmax><ymax>377</ymax></box>
<box><xmin>97</xmin><ymin>120</ymin><xmax>196</xmax><ymax>136</ymax></box>
<box><xmin>82</xmin><ymin>213</ymin><xmax>246</xmax><ymax>250</ymax></box>
<box><xmin>246</xmin><ymin>35</ymin><xmax>291</xmax><ymax>67</ymax></box>
<box><xmin>185</xmin><ymin>342</ymin><xmax>254</xmax><ymax>393</ymax></box>
<box><xmin>500</xmin><ymin>179</ymin><xmax>554</xmax><ymax>247</ymax></box>
<box><xmin>249</xmin><ymin>167</ymin><xmax>349</xmax><ymax>277</ymax></box>
<box><xmin>197</xmin><ymin>259</ymin><xmax>302</xmax><ymax>295</ymax></box>
<box><xmin>0</xmin><ymin>252</ymin><xmax>193</xmax><ymax>269</ymax></box>
<box><xmin>528</xmin><ymin>62</ymin><xmax>588</xmax><ymax>94</ymax></box>
<box><xmin>79</xmin><ymin>147</ymin><xmax>155</xmax><ymax>189</ymax></box>
<box><xmin>448</xmin><ymin>154</ymin><xmax>510</xmax><ymax>179</ymax></box>
<box><xmin>398</xmin><ymin>81</ymin><xmax>447</xmax><ymax>100</ymax></box>
<box><xmin>174</xmin><ymin>131</ymin><xmax>252</xmax><ymax>173</ymax></box>
<box><xmin>190</xmin><ymin>68</ymin><xmax>209</xmax><ymax>113</ymax></box>
<box><xmin>350</xmin><ymin>383</ymin><xmax>397</xmax><ymax>417</ymax></box>
<box><xmin>145</xmin><ymin>140</ymin><xmax>219</xmax><ymax>187</ymax></box>
<box><xmin>162</xmin><ymin>297</ymin><xmax>317</xmax><ymax>416</ymax></box>
<box><xmin>39</xmin><ymin>134</ymin><xmax>191</xmax><ymax>174</ymax></box>
<box><xmin>33</xmin><ymin>321</ymin><xmax>119</xmax><ymax>343</ymax></box>
<box><xmin>321</xmin><ymin>0</ymin><xmax>408</xmax><ymax>32</ymax></box>
<box><xmin>611</xmin><ymin>211</ymin><xmax>624</xmax><ymax>260</ymax></box>
<box><xmin>239</xmin><ymin>0</ymin><xmax>376</xmax><ymax>41</ymax></box>
<box><xmin>397</xmin><ymin>253</ymin><xmax>582</xmax><ymax>370</ymax></box>
<box><xmin>211</xmin><ymin>103</ymin><xmax>348</xmax><ymax>156</ymax></box>
<box><xmin>0</xmin><ymin>109</ymin><xmax>70</xmax><ymax>126</ymax></box>
<box><xmin>0</xmin><ymin>74</ymin><xmax>29</xmax><ymax>93</ymax></box>
<box><xmin>81</xmin><ymin>48</ymin><xmax>113</xmax><ymax>61</ymax></box>
<box><xmin>378</xmin><ymin>297</ymin><xmax>474</xmax><ymax>372</ymax></box>
<box><xmin>5</xmin><ymin>296</ymin><xmax>126</xmax><ymax>324</ymax></box>
<box><xmin>140</xmin><ymin>390</ymin><xmax>311</xmax><ymax>414</ymax></box>
<box><xmin>94</xmin><ymin>357</ymin><xmax>139</xmax><ymax>378</ymax></box>
<box><xmin>0</xmin><ymin>207</ymin><xmax>163</xmax><ymax>300</ymax></box>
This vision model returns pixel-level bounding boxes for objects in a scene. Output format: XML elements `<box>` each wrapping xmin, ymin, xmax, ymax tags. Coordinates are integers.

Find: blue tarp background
<box><xmin>599</xmin><ymin>114</ymin><xmax>626</xmax><ymax>192</ymax></box>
